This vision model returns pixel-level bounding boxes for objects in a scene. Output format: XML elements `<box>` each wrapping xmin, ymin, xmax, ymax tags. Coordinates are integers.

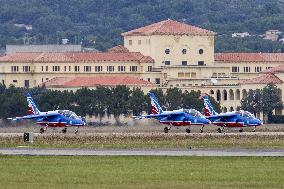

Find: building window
<box><xmin>244</xmin><ymin>66</ymin><xmax>251</xmax><ymax>72</ymax></box>
<box><xmin>146</xmin><ymin>39</ymin><xmax>151</xmax><ymax>44</ymax></box>
<box><xmin>199</xmin><ymin>49</ymin><xmax>204</xmax><ymax>54</ymax></box>
<box><xmin>13</xmin><ymin>80</ymin><xmax>17</xmax><ymax>83</ymax></box>
<box><xmin>232</xmin><ymin>66</ymin><xmax>239</xmax><ymax>72</ymax></box>
<box><xmin>41</xmin><ymin>66</ymin><xmax>44</xmax><ymax>72</ymax></box>
<box><xmin>46</xmin><ymin>66</ymin><xmax>48</xmax><ymax>71</ymax></box>
<box><xmin>147</xmin><ymin>66</ymin><xmax>153</xmax><ymax>72</ymax></box>
<box><xmin>198</xmin><ymin>61</ymin><xmax>204</xmax><ymax>66</ymax></box>
<box><xmin>129</xmin><ymin>40</ymin><xmax>132</xmax><ymax>45</ymax></box>
<box><xmin>165</xmin><ymin>49</ymin><xmax>170</xmax><ymax>54</ymax></box>
<box><xmin>84</xmin><ymin>66</ymin><xmax>91</xmax><ymax>72</ymax></box>
<box><xmin>164</xmin><ymin>61</ymin><xmax>171</xmax><ymax>65</ymax></box>
<box><xmin>52</xmin><ymin>66</ymin><xmax>60</xmax><ymax>72</ymax></box>
<box><xmin>11</xmin><ymin>66</ymin><xmax>19</xmax><ymax>72</ymax></box>
<box><xmin>155</xmin><ymin>78</ymin><xmax>160</xmax><ymax>84</ymax></box>
<box><xmin>255</xmin><ymin>66</ymin><xmax>262</xmax><ymax>72</ymax></box>
<box><xmin>118</xmin><ymin>66</ymin><xmax>126</xmax><ymax>72</ymax></box>
<box><xmin>185</xmin><ymin>73</ymin><xmax>190</xmax><ymax>77</ymax></box>
<box><xmin>95</xmin><ymin>66</ymin><xmax>103</xmax><ymax>72</ymax></box>
<box><xmin>191</xmin><ymin>72</ymin><xmax>197</xmax><ymax>78</ymax></box>
<box><xmin>23</xmin><ymin>66</ymin><xmax>30</xmax><ymax>72</ymax></box>
<box><xmin>130</xmin><ymin>66</ymin><xmax>137</xmax><ymax>72</ymax></box>
<box><xmin>64</xmin><ymin>66</ymin><xmax>67</xmax><ymax>72</ymax></box>
<box><xmin>107</xmin><ymin>66</ymin><xmax>114</xmax><ymax>72</ymax></box>
<box><xmin>147</xmin><ymin>78</ymin><xmax>151</xmax><ymax>82</ymax></box>
<box><xmin>138</xmin><ymin>40</ymin><xmax>141</xmax><ymax>45</ymax></box>
<box><xmin>69</xmin><ymin>66</ymin><xmax>71</xmax><ymax>71</ymax></box>
<box><xmin>182</xmin><ymin>49</ymin><xmax>187</xmax><ymax>54</ymax></box>
<box><xmin>24</xmin><ymin>80</ymin><xmax>29</xmax><ymax>88</ymax></box>
<box><xmin>182</xmin><ymin>61</ymin><xmax>187</xmax><ymax>66</ymax></box>
<box><xmin>266</xmin><ymin>66</ymin><xmax>272</xmax><ymax>70</ymax></box>
<box><xmin>75</xmin><ymin>66</ymin><xmax>80</xmax><ymax>72</ymax></box>
<box><xmin>178</xmin><ymin>72</ymin><xmax>185</xmax><ymax>77</ymax></box>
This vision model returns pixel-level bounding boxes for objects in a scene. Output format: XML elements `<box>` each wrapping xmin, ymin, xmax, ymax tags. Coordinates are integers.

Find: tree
<box><xmin>182</xmin><ymin>90</ymin><xmax>203</xmax><ymax>112</ymax></box>
<box><xmin>262</xmin><ymin>84</ymin><xmax>283</xmax><ymax>118</ymax></box>
<box><xmin>241</xmin><ymin>89</ymin><xmax>262</xmax><ymax>115</ymax></box>
<box><xmin>165</xmin><ymin>87</ymin><xmax>183</xmax><ymax>110</ymax></box>
<box><xmin>129</xmin><ymin>88</ymin><xmax>147</xmax><ymax>116</ymax></box>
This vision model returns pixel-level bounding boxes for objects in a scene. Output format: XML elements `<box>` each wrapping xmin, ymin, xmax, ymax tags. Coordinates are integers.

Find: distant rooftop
<box><xmin>0</xmin><ymin>52</ymin><xmax>154</xmax><ymax>63</ymax></box>
<box><xmin>215</xmin><ymin>53</ymin><xmax>284</xmax><ymax>62</ymax></box>
<box><xmin>242</xmin><ymin>73</ymin><xmax>283</xmax><ymax>85</ymax></box>
<box><xmin>6</xmin><ymin>44</ymin><xmax>82</xmax><ymax>55</ymax></box>
<box><xmin>122</xmin><ymin>19</ymin><xmax>215</xmax><ymax>36</ymax></box>
<box><xmin>43</xmin><ymin>76</ymin><xmax>154</xmax><ymax>88</ymax></box>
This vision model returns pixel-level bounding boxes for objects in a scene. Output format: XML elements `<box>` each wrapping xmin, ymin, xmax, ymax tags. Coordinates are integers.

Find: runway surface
<box><xmin>0</xmin><ymin>148</ymin><xmax>283</xmax><ymax>156</ymax></box>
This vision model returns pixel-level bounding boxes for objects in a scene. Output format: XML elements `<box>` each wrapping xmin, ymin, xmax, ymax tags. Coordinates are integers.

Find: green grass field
<box><xmin>0</xmin><ymin>156</ymin><xmax>283</xmax><ymax>189</ymax></box>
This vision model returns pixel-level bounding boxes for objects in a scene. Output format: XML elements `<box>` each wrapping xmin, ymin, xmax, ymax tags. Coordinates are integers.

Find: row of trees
<box><xmin>240</xmin><ymin>84</ymin><xmax>283</xmax><ymax>118</ymax></box>
<box><xmin>0</xmin><ymin>0</ymin><xmax>283</xmax><ymax>51</ymax></box>
<box><xmin>0</xmin><ymin>84</ymin><xmax>220</xmax><ymax>123</ymax></box>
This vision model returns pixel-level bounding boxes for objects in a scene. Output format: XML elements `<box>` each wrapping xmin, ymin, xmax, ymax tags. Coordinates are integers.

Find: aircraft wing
<box><xmin>133</xmin><ymin>112</ymin><xmax>184</xmax><ymax>120</ymax></box>
<box><xmin>9</xmin><ymin>112</ymin><xmax>60</xmax><ymax>121</ymax></box>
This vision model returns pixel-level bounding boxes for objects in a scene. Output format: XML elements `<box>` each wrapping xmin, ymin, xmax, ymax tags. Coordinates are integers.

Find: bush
<box><xmin>268</xmin><ymin>115</ymin><xmax>284</xmax><ymax>123</ymax></box>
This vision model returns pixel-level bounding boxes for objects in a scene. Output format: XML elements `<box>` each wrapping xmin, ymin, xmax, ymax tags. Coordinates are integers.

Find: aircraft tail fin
<box><xmin>26</xmin><ymin>93</ymin><xmax>41</xmax><ymax>115</ymax></box>
<box><xmin>149</xmin><ymin>92</ymin><xmax>163</xmax><ymax>115</ymax></box>
<box><xmin>202</xmin><ymin>95</ymin><xmax>218</xmax><ymax>116</ymax></box>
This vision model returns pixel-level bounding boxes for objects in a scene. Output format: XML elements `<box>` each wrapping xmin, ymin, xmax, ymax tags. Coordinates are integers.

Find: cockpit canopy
<box><xmin>235</xmin><ymin>110</ymin><xmax>255</xmax><ymax>119</ymax></box>
<box><xmin>57</xmin><ymin>110</ymin><xmax>79</xmax><ymax>119</ymax></box>
<box><xmin>183</xmin><ymin>109</ymin><xmax>205</xmax><ymax>118</ymax></box>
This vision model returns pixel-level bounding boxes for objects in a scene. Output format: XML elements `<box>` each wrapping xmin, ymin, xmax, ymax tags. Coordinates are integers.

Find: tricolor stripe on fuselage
<box><xmin>203</xmin><ymin>96</ymin><xmax>218</xmax><ymax>116</ymax></box>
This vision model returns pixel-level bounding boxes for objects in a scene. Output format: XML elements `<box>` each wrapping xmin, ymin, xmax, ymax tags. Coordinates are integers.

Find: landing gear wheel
<box><xmin>164</xmin><ymin>127</ymin><xmax>169</xmax><ymax>133</ymax></box>
<box><xmin>62</xmin><ymin>128</ymin><xmax>67</xmax><ymax>134</ymax></box>
<box><xmin>40</xmin><ymin>128</ymin><xmax>45</xmax><ymax>134</ymax></box>
<box><xmin>239</xmin><ymin>129</ymin><xmax>243</xmax><ymax>132</ymax></box>
<box><xmin>217</xmin><ymin>128</ymin><xmax>222</xmax><ymax>133</ymax></box>
<box><xmin>75</xmin><ymin>129</ymin><xmax>79</xmax><ymax>134</ymax></box>
<box><xmin>200</xmin><ymin>129</ymin><xmax>203</xmax><ymax>133</ymax></box>
<box><xmin>186</xmin><ymin>128</ymin><xmax>191</xmax><ymax>133</ymax></box>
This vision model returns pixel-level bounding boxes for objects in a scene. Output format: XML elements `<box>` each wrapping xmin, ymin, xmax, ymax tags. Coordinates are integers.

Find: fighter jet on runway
<box><xmin>134</xmin><ymin>93</ymin><xmax>210</xmax><ymax>133</ymax></box>
<box><xmin>9</xmin><ymin>93</ymin><xmax>85</xmax><ymax>134</ymax></box>
<box><xmin>202</xmin><ymin>95</ymin><xmax>263</xmax><ymax>133</ymax></box>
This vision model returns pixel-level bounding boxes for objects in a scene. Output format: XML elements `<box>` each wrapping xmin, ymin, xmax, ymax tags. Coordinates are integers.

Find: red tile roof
<box><xmin>215</xmin><ymin>53</ymin><xmax>284</xmax><ymax>62</ymax></box>
<box><xmin>264</xmin><ymin>64</ymin><xmax>284</xmax><ymax>73</ymax></box>
<box><xmin>241</xmin><ymin>73</ymin><xmax>283</xmax><ymax>85</ymax></box>
<box><xmin>43</xmin><ymin>76</ymin><xmax>154</xmax><ymax>88</ymax></box>
<box><xmin>0</xmin><ymin>52</ymin><xmax>154</xmax><ymax>63</ymax></box>
<box><xmin>108</xmin><ymin>45</ymin><xmax>129</xmax><ymax>53</ymax></box>
<box><xmin>122</xmin><ymin>19</ymin><xmax>215</xmax><ymax>36</ymax></box>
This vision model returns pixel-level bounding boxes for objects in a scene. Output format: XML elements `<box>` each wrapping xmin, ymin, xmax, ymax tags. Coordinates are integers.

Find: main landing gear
<box><xmin>40</xmin><ymin>124</ymin><xmax>48</xmax><ymax>134</ymax></box>
<box><xmin>217</xmin><ymin>126</ymin><xmax>225</xmax><ymax>133</ymax></box>
<box><xmin>252</xmin><ymin>126</ymin><xmax>256</xmax><ymax>132</ymax></box>
<box><xmin>164</xmin><ymin>126</ymin><xmax>170</xmax><ymax>133</ymax></box>
<box><xmin>200</xmin><ymin>125</ymin><xmax>204</xmax><ymax>133</ymax></box>
<box><xmin>186</xmin><ymin>127</ymin><xmax>191</xmax><ymax>133</ymax></box>
<box><xmin>239</xmin><ymin>128</ymin><xmax>243</xmax><ymax>132</ymax></box>
<box><xmin>62</xmin><ymin>127</ymin><xmax>67</xmax><ymax>134</ymax></box>
<box><xmin>75</xmin><ymin>126</ymin><xmax>79</xmax><ymax>134</ymax></box>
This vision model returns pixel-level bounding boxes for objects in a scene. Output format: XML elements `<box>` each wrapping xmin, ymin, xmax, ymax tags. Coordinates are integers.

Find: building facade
<box><xmin>1</xmin><ymin>19</ymin><xmax>284</xmax><ymax>118</ymax></box>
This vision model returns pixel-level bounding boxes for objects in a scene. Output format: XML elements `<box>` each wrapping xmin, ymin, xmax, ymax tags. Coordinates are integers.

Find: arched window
<box><xmin>210</xmin><ymin>90</ymin><xmax>214</xmax><ymax>95</ymax></box>
<box><xmin>236</xmin><ymin>89</ymin><xmax>240</xmax><ymax>100</ymax></box>
<box><xmin>182</xmin><ymin>49</ymin><xmax>187</xmax><ymax>54</ymax></box>
<box><xmin>242</xmin><ymin>89</ymin><xmax>248</xmax><ymax>99</ymax></box>
<box><xmin>229</xmin><ymin>89</ymin><xmax>234</xmax><ymax>100</ymax></box>
<box><xmin>230</xmin><ymin>107</ymin><xmax>234</xmax><ymax>112</ymax></box>
<box><xmin>223</xmin><ymin>90</ymin><xmax>228</xmax><ymax>101</ymax></box>
<box><xmin>223</xmin><ymin>107</ymin><xmax>228</xmax><ymax>113</ymax></box>
<box><xmin>199</xmin><ymin>49</ymin><xmax>204</xmax><ymax>54</ymax></box>
<box><xmin>165</xmin><ymin>49</ymin><xmax>170</xmax><ymax>54</ymax></box>
<box><xmin>216</xmin><ymin>90</ymin><xmax>221</xmax><ymax>101</ymax></box>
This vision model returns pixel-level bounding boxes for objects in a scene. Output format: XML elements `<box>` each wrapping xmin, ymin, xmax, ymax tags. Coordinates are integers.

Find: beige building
<box><xmin>1</xmin><ymin>19</ymin><xmax>284</xmax><ymax>118</ymax></box>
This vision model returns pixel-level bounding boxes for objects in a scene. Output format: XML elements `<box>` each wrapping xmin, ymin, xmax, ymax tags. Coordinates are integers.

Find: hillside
<box><xmin>1</xmin><ymin>0</ymin><xmax>284</xmax><ymax>52</ymax></box>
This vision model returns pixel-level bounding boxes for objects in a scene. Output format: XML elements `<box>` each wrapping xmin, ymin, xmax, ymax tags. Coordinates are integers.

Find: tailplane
<box><xmin>26</xmin><ymin>93</ymin><xmax>41</xmax><ymax>115</ymax></box>
<box><xmin>149</xmin><ymin>92</ymin><xmax>164</xmax><ymax>115</ymax></box>
<box><xmin>202</xmin><ymin>95</ymin><xmax>218</xmax><ymax>116</ymax></box>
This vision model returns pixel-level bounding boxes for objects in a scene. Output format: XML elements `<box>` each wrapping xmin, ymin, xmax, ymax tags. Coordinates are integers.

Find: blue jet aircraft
<box><xmin>10</xmin><ymin>93</ymin><xmax>85</xmax><ymax>134</ymax></box>
<box><xmin>134</xmin><ymin>93</ymin><xmax>210</xmax><ymax>133</ymax></box>
<box><xmin>202</xmin><ymin>95</ymin><xmax>263</xmax><ymax>133</ymax></box>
